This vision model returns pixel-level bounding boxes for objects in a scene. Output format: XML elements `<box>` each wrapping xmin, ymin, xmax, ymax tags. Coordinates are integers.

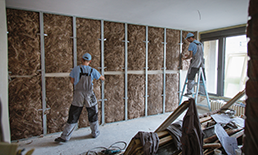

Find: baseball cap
<box><xmin>82</xmin><ymin>53</ymin><xmax>92</xmax><ymax>61</ymax></box>
<box><xmin>185</xmin><ymin>33</ymin><xmax>194</xmax><ymax>40</ymax></box>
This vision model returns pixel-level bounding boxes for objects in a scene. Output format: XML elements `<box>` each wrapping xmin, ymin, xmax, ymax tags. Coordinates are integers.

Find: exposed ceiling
<box><xmin>6</xmin><ymin>0</ymin><xmax>249</xmax><ymax>32</ymax></box>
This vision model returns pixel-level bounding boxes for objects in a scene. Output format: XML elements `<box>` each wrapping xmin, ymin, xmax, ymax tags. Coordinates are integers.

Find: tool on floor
<box><xmin>179</xmin><ymin>67</ymin><xmax>211</xmax><ymax>111</ymax></box>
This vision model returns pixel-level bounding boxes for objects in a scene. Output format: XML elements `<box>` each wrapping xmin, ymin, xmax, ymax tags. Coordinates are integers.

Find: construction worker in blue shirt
<box><xmin>55</xmin><ymin>53</ymin><xmax>105</xmax><ymax>142</ymax></box>
<box><xmin>183</xmin><ymin>33</ymin><xmax>206</xmax><ymax>96</ymax></box>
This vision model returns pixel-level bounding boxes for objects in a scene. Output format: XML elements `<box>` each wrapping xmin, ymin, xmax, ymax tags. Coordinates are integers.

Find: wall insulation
<box><xmin>7</xmin><ymin>8</ymin><xmax>197</xmax><ymax>140</ymax></box>
<box><xmin>46</xmin><ymin>77</ymin><xmax>73</xmax><ymax>133</ymax></box>
<box><xmin>9</xmin><ymin>77</ymin><xmax>42</xmax><ymax>140</ymax></box>
<box><xmin>128</xmin><ymin>74</ymin><xmax>145</xmax><ymax>119</ymax></box>
<box><xmin>148</xmin><ymin>27</ymin><xmax>164</xmax><ymax>70</ymax></box>
<box><xmin>44</xmin><ymin>14</ymin><xmax>73</xmax><ymax>73</ymax></box>
<box><xmin>104</xmin><ymin>75</ymin><xmax>125</xmax><ymax>123</ymax></box>
<box><xmin>7</xmin><ymin>9</ymin><xmax>40</xmax><ymax>76</ymax></box>
<box><xmin>76</xmin><ymin>18</ymin><xmax>102</xmax><ymax>127</ymax></box>
<box><xmin>165</xmin><ymin>74</ymin><xmax>179</xmax><ymax>112</ymax></box>
<box><xmin>104</xmin><ymin>22</ymin><xmax>125</xmax><ymax>71</ymax></box>
<box><xmin>128</xmin><ymin>24</ymin><xmax>146</xmax><ymax>70</ymax></box>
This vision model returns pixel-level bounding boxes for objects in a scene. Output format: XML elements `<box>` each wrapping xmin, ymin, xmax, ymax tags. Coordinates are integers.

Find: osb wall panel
<box><xmin>166</xmin><ymin>29</ymin><xmax>180</xmax><ymax>70</ymax></box>
<box><xmin>128</xmin><ymin>24</ymin><xmax>146</xmax><ymax>70</ymax></box>
<box><xmin>182</xmin><ymin>31</ymin><xmax>197</xmax><ymax>70</ymax></box>
<box><xmin>46</xmin><ymin>77</ymin><xmax>73</xmax><ymax>133</ymax></box>
<box><xmin>104</xmin><ymin>75</ymin><xmax>125</xmax><ymax>123</ymax></box>
<box><xmin>76</xmin><ymin>18</ymin><xmax>101</xmax><ymax>72</ymax></box>
<box><xmin>104</xmin><ymin>22</ymin><xmax>125</xmax><ymax>71</ymax></box>
<box><xmin>148</xmin><ymin>27</ymin><xmax>164</xmax><ymax>70</ymax></box>
<box><xmin>148</xmin><ymin>74</ymin><xmax>163</xmax><ymax>115</ymax></box>
<box><xmin>165</xmin><ymin>74</ymin><xmax>179</xmax><ymax>112</ymax></box>
<box><xmin>78</xmin><ymin>80</ymin><xmax>102</xmax><ymax>128</ymax></box>
<box><xmin>44</xmin><ymin>14</ymin><xmax>73</xmax><ymax>73</ymax></box>
<box><xmin>9</xmin><ymin>77</ymin><xmax>42</xmax><ymax>140</ymax></box>
<box><xmin>128</xmin><ymin>74</ymin><xmax>145</xmax><ymax>119</ymax></box>
<box><xmin>7</xmin><ymin>9</ymin><xmax>40</xmax><ymax>76</ymax></box>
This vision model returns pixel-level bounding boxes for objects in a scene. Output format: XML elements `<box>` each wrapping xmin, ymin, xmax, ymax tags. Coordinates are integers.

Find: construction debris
<box><xmin>124</xmin><ymin>90</ymin><xmax>245</xmax><ymax>155</ymax></box>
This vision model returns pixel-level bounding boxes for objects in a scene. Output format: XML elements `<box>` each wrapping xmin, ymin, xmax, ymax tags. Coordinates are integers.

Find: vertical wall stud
<box><xmin>124</xmin><ymin>23</ymin><xmax>128</xmax><ymax>120</ymax></box>
<box><xmin>100</xmin><ymin>20</ymin><xmax>105</xmax><ymax>125</ymax></box>
<box><xmin>162</xmin><ymin>28</ymin><xmax>167</xmax><ymax>113</ymax></box>
<box><xmin>144</xmin><ymin>26</ymin><xmax>149</xmax><ymax>117</ymax></box>
<box><xmin>179</xmin><ymin>30</ymin><xmax>183</xmax><ymax>100</ymax></box>
<box><xmin>39</xmin><ymin>12</ymin><xmax>47</xmax><ymax>135</ymax></box>
<box><xmin>73</xmin><ymin>16</ymin><xmax>77</xmax><ymax>67</ymax></box>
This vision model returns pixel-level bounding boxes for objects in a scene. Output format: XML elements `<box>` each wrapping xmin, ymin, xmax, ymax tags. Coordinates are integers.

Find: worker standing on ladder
<box><xmin>55</xmin><ymin>53</ymin><xmax>105</xmax><ymax>142</ymax></box>
<box><xmin>183</xmin><ymin>33</ymin><xmax>206</xmax><ymax>96</ymax></box>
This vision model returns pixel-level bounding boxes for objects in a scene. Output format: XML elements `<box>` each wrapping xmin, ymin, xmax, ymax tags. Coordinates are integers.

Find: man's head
<box><xmin>82</xmin><ymin>53</ymin><xmax>92</xmax><ymax>64</ymax></box>
<box><xmin>185</xmin><ymin>33</ymin><xmax>195</xmax><ymax>43</ymax></box>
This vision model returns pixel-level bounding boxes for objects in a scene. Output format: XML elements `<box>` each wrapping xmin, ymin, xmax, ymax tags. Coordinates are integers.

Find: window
<box><xmin>200</xmin><ymin>26</ymin><xmax>247</xmax><ymax>97</ymax></box>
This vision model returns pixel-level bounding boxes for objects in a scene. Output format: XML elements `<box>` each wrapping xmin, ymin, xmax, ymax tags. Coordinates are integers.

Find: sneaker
<box><xmin>184</xmin><ymin>92</ymin><xmax>192</xmax><ymax>96</ymax></box>
<box><xmin>54</xmin><ymin>137</ymin><xmax>67</xmax><ymax>142</ymax></box>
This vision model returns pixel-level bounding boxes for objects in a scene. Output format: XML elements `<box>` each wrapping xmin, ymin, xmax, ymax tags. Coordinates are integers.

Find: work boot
<box><xmin>54</xmin><ymin>137</ymin><xmax>67</xmax><ymax>143</ymax></box>
<box><xmin>90</xmin><ymin>121</ymin><xmax>100</xmax><ymax>138</ymax></box>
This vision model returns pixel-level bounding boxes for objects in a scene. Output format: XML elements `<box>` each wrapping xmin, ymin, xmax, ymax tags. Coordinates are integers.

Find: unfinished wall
<box><xmin>128</xmin><ymin>75</ymin><xmax>145</xmax><ymax>119</ymax></box>
<box><xmin>148</xmin><ymin>27</ymin><xmax>164</xmax><ymax>70</ymax></box>
<box><xmin>104</xmin><ymin>22</ymin><xmax>125</xmax><ymax>71</ymax></box>
<box><xmin>44</xmin><ymin>14</ymin><xmax>73</xmax><ymax>73</ymax></box>
<box><xmin>165</xmin><ymin>74</ymin><xmax>179</xmax><ymax>112</ymax></box>
<box><xmin>104</xmin><ymin>75</ymin><xmax>125</xmax><ymax>123</ymax></box>
<box><xmin>7</xmin><ymin>9</ymin><xmax>40</xmax><ymax>76</ymax></box>
<box><xmin>148</xmin><ymin>74</ymin><xmax>163</xmax><ymax>115</ymax></box>
<box><xmin>7</xmin><ymin>9</ymin><xmax>42</xmax><ymax>140</ymax></box>
<box><xmin>166</xmin><ymin>29</ymin><xmax>180</xmax><ymax>70</ymax></box>
<box><xmin>76</xmin><ymin>18</ymin><xmax>102</xmax><ymax>127</ymax></box>
<box><xmin>128</xmin><ymin>24</ymin><xmax>146</xmax><ymax>70</ymax></box>
<box><xmin>9</xmin><ymin>77</ymin><xmax>42</xmax><ymax>140</ymax></box>
<box><xmin>46</xmin><ymin>77</ymin><xmax>73</xmax><ymax>133</ymax></box>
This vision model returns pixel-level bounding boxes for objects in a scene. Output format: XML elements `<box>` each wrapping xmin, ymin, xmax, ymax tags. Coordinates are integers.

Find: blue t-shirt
<box><xmin>69</xmin><ymin>65</ymin><xmax>101</xmax><ymax>85</ymax></box>
<box><xmin>188</xmin><ymin>40</ymin><xmax>203</xmax><ymax>56</ymax></box>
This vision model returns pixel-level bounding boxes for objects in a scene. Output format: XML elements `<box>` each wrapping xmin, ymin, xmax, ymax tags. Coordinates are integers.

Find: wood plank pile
<box><xmin>124</xmin><ymin>90</ymin><xmax>245</xmax><ymax>155</ymax></box>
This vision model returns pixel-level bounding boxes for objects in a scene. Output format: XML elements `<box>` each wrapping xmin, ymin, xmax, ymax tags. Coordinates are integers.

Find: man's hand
<box><xmin>99</xmin><ymin>75</ymin><xmax>105</xmax><ymax>81</ymax></box>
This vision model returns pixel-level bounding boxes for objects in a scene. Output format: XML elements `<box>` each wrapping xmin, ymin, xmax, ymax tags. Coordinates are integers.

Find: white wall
<box><xmin>0</xmin><ymin>0</ymin><xmax>10</xmax><ymax>143</ymax></box>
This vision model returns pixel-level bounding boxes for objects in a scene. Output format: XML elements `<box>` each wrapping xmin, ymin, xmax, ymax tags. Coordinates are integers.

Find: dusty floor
<box><xmin>15</xmin><ymin>104</ymin><xmax>209</xmax><ymax>155</ymax></box>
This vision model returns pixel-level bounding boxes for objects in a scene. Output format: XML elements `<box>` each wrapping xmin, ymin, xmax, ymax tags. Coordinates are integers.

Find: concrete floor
<box><xmin>15</xmin><ymin>105</ymin><xmax>209</xmax><ymax>155</ymax></box>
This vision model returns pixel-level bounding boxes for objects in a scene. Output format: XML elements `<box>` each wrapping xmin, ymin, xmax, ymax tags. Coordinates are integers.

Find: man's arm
<box><xmin>99</xmin><ymin>75</ymin><xmax>105</xmax><ymax>81</ymax></box>
<box><xmin>182</xmin><ymin>51</ymin><xmax>193</xmax><ymax>60</ymax></box>
<box><xmin>70</xmin><ymin>77</ymin><xmax>75</xmax><ymax>84</ymax></box>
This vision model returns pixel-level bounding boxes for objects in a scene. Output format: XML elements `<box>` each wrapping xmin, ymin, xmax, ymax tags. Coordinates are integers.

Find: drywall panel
<box><xmin>148</xmin><ymin>27</ymin><xmax>164</xmax><ymax>70</ymax></box>
<box><xmin>104</xmin><ymin>75</ymin><xmax>125</xmax><ymax>123</ymax></box>
<box><xmin>128</xmin><ymin>74</ymin><xmax>145</xmax><ymax>119</ymax></box>
<box><xmin>128</xmin><ymin>24</ymin><xmax>146</xmax><ymax>70</ymax></box>
<box><xmin>165</xmin><ymin>74</ymin><xmax>179</xmax><ymax>112</ymax></box>
<box><xmin>46</xmin><ymin>77</ymin><xmax>73</xmax><ymax>133</ymax></box>
<box><xmin>182</xmin><ymin>31</ymin><xmax>197</xmax><ymax>70</ymax></box>
<box><xmin>76</xmin><ymin>18</ymin><xmax>101</xmax><ymax>71</ymax></box>
<box><xmin>104</xmin><ymin>22</ymin><xmax>125</xmax><ymax>71</ymax></box>
<box><xmin>9</xmin><ymin>77</ymin><xmax>42</xmax><ymax>140</ymax></box>
<box><xmin>7</xmin><ymin>9</ymin><xmax>40</xmax><ymax>76</ymax></box>
<box><xmin>148</xmin><ymin>74</ymin><xmax>163</xmax><ymax>115</ymax></box>
<box><xmin>44</xmin><ymin>14</ymin><xmax>73</xmax><ymax>73</ymax></box>
<box><xmin>78</xmin><ymin>80</ymin><xmax>102</xmax><ymax>127</ymax></box>
<box><xmin>166</xmin><ymin>29</ymin><xmax>180</xmax><ymax>70</ymax></box>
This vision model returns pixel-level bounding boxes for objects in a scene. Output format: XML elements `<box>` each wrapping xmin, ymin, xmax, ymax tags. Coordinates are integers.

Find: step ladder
<box><xmin>179</xmin><ymin>67</ymin><xmax>211</xmax><ymax>111</ymax></box>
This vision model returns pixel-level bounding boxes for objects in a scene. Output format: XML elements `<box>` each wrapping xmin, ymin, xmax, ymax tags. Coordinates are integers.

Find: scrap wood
<box><xmin>200</xmin><ymin>116</ymin><xmax>212</xmax><ymax>124</ymax></box>
<box><xmin>204</xmin><ymin>128</ymin><xmax>243</xmax><ymax>143</ymax></box>
<box><xmin>203</xmin><ymin>143</ymin><xmax>221</xmax><ymax>149</ymax></box>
